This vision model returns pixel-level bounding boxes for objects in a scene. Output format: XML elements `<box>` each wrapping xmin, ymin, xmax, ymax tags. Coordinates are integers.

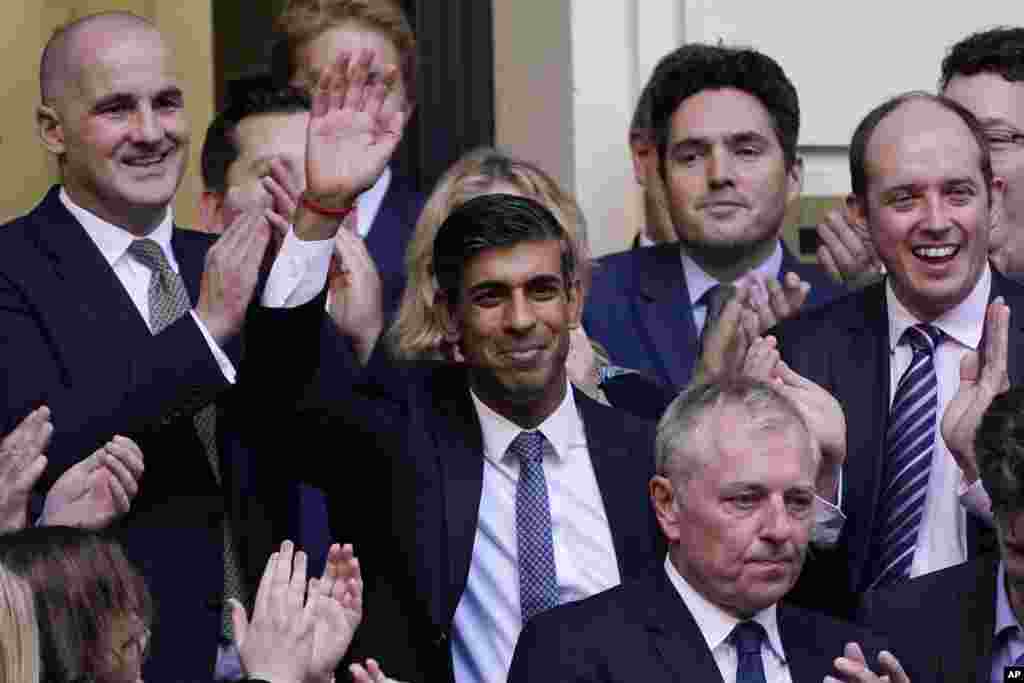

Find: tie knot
<box><xmin>128</xmin><ymin>238</ymin><xmax>172</xmax><ymax>275</ymax></box>
<box><xmin>902</xmin><ymin>323</ymin><xmax>942</xmax><ymax>355</ymax></box>
<box><xmin>731</xmin><ymin>620</ymin><xmax>766</xmax><ymax>656</ymax></box>
<box><xmin>509</xmin><ymin>430</ymin><xmax>545</xmax><ymax>467</ymax></box>
<box><xmin>700</xmin><ymin>283</ymin><xmax>736</xmax><ymax>321</ymax></box>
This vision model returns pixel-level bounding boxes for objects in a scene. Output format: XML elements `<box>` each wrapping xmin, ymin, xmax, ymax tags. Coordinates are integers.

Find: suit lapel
<box><xmin>989</xmin><ymin>269</ymin><xmax>1024</xmax><ymax>384</ymax></box>
<box><xmin>28</xmin><ymin>188</ymin><xmax>153</xmax><ymax>378</ymax></box>
<box><xmin>577</xmin><ymin>390</ymin><xmax>659</xmax><ymax>581</ymax></box>
<box><xmin>777</xmin><ymin>605</ymin><xmax>838</xmax><ymax>682</ymax></box>
<box><xmin>633</xmin><ymin>244</ymin><xmax>699</xmax><ymax>388</ymax></box>
<box><xmin>831</xmin><ymin>284</ymin><xmax>891</xmax><ymax>592</ymax></box>
<box><xmin>642</xmin><ymin>569</ymin><xmax>725</xmax><ymax>682</ymax></box>
<box><xmin>427</xmin><ymin>368</ymin><xmax>486</xmax><ymax>625</ymax></box>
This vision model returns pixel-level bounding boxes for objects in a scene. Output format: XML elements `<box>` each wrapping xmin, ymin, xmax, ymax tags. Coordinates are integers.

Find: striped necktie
<box><xmin>867</xmin><ymin>323</ymin><xmax>943</xmax><ymax>589</ymax></box>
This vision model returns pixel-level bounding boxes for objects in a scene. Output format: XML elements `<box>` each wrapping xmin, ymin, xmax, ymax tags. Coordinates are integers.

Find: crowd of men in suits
<box><xmin>4</xmin><ymin>1</ymin><xmax>1024</xmax><ymax>682</ymax></box>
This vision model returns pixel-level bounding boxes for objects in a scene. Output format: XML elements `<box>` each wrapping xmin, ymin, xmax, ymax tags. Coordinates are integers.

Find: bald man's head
<box><xmin>40</xmin><ymin>11</ymin><xmax>159</xmax><ymax>108</ymax></box>
<box><xmin>35</xmin><ymin>10</ymin><xmax>189</xmax><ymax>234</ymax></box>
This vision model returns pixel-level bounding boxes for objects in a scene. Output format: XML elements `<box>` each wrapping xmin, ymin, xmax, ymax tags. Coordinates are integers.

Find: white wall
<box><xmin>495</xmin><ymin>0</ymin><xmax>1024</xmax><ymax>255</ymax></box>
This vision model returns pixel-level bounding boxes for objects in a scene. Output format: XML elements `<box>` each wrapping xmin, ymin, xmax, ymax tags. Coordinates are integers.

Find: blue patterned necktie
<box><xmin>732</xmin><ymin>621</ymin><xmax>768</xmax><ymax>683</ymax></box>
<box><xmin>510</xmin><ymin>430</ymin><xmax>559</xmax><ymax>622</ymax></box>
<box><xmin>868</xmin><ymin>323</ymin><xmax>943</xmax><ymax>589</ymax></box>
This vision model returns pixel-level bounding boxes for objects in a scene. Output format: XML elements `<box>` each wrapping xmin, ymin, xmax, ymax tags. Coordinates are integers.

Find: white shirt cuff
<box><xmin>262</xmin><ymin>227</ymin><xmax>333</xmax><ymax>308</ymax></box>
<box><xmin>959</xmin><ymin>476</ymin><xmax>994</xmax><ymax>526</ymax></box>
<box><xmin>190</xmin><ymin>311</ymin><xmax>237</xmax><ymax>384</ymax></box>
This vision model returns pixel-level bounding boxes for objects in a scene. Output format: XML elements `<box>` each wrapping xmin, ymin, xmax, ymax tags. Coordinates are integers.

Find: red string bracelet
<box><xmin>300</xmin><ymin>193</ymin><xmax>355</xmax><ymax>218</ymax></box>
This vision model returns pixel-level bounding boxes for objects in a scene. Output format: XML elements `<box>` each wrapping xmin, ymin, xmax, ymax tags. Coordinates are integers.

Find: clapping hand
<box><xmin>942</xmin><ymin>298</ymin><xmax>1011</xmax><ymax>484</ymax></box>
<box><xmin>42</xmin><ymin>435</ymin><xmax>144</xmax><ymax>529</ymax></box>
<box><xmin>0</xmin><ymin>406</ymin><xmax>52</xmax><ymax>531</ymax></box>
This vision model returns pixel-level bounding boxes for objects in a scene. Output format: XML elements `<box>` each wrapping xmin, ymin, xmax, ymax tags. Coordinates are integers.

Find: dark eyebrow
<box><xmin>155</xmin><ymin>86</ymin><xmax>184</xmax><ymax>102</ymax></box>
<box><xmin>92</xmin><ymin>93</ymin><xmax>135</xmax><ymax>112</ymax></box>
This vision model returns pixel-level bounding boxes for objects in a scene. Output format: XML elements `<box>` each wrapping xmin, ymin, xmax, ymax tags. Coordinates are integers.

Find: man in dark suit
<box><xmin>0</xmin><ymin>12</ymin><xmax>401</xmax><ymax>680</ymax></box>
<box><xmin>776</xmin><ymin>91</ymin><xmax>1023</xmax><ymax>618</ymax></box>
<box><xmin>859</xmin><ymin>366</ymin><xmax>1022</xmax><ymax>682</ymax></box>
<box><xmin>508</xmin><ymin>377</ymin><xmax>909</xmax><ymax>683</ymax></box>
<box><xmin>584</xmin><ymin>43</ymin><xmax>843</xmax><ymax>391</ymax></box>
<box><xmin>196</xmin><ymin>75</ymin><xmax>424</xmax><ymax>573</ymax></box>
<box><xmin>257</xmin><ymin>194</ymin><xmax>663</xmax><ymax>683</ymax></box>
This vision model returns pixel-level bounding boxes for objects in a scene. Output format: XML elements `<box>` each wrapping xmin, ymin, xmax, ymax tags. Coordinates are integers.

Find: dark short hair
<box><xmin>646</xmin><ymin>43</ymin><xmax>800</xmax><ymax>172</ymax></box>
<box><xmin>200</xmin><ymin>75</ymin><xmax>311</xmax><ymax>193</ymax></box>
<box><xmin>630</xmin><ymin>76</ymin><xmax>655</xmax><ymax>140</ymax></box>
<box><xmin>848</xmin><ymin>91</ymin><xmax>993</xmax><ymax>201</ymax></box>
<box><xmin>940</xmin><ymin>26</ymin><xmax>1024</xmax><ymax>90</ymax></box>
<box><xmin>976</xmin><ymin>387</ymin><xmax>1024</xmax><ymax>515</ymax></box>
<box><xmin>0</xmin><ymin>527</ymin><xmax>153</xmax><ymax>683</ymax></box>
<box><xmin>432</xmin><ymin>193</ymin><xmax>576</xmax><ymax>302</ymax></box>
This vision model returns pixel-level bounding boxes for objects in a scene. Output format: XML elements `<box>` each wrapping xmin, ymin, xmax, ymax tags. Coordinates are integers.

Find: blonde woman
<box><xmin>0</xmin><ymin>562</ymin><xmax>39</xmax><ymax>683</ymax></box>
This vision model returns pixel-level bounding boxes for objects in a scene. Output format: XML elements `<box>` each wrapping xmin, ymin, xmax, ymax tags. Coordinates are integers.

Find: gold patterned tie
<box><xmin>127</xmin><ymin>239</ymin><xmax>248</xmax><ymax>640</ymax></box>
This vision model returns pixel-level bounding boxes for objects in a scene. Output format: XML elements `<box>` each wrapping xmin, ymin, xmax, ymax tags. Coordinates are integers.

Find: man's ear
<box><xmin>650</xmin><ymin>475</ymin><xmax>681</xmax><ymax>543</ymax></box>
<box><xmin>989</xmin><ymin>175</ymin><xmax>1007</xmax><ymax>235</ymax></box>
<box><xmin>845</xmin><ymin>192</ymin><xmax>867</xmax><ymax>228</ymax></box>
<box><xmin>36</xmin><ymin>104</ymin><xmax>65</xmax><ymax>156</ymax></box>
<box><xmin>434</xmin><ymin>290</ymin><xmax>461</xmax><ymax>345</ymax></box>
<box><xmin>197</xmin><ymin>191</ymin><xmax>227</xmax><ymax>233</ymax></box>
<box><xmin>566</xmin><ymin>277</ymin><xmax>584</xmax><ymax>330</ymax></box>
<box><xmin>786</xmin><ymin>156</ymin><xmax>804</xmax><ymax>206</ymax></box>
<box><xmin>630</xmin><ymin>132</ymin><xmax>653</xmax><ymax>186</ymax></box>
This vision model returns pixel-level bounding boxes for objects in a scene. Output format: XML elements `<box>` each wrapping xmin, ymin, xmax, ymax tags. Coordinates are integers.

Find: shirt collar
<box><xmin>663</xmin><ymin>556</ymin><xmax>786</xmax><ymax>664</ymax></box>
<box><xmin>470</xmin><ymin>378</ymin><xmax>578</xmax><ymax>467</ymax></box>
<box><xmin>60</xmin><ymin>187</ymin><xmax>177</xmax><ymax>271</ymax></box>
<box><xmin>354</xmin><ymin>166</ymin><xmax>392</xmax><ymax>238</ymax></box>
<box><xmin>682</xmin><ymin>241</ymin><xmax>783</xmax><ymax>306</ymax></box>
<box><xmin>885</xmin><ymin>264</ymin><xmax>990</xmax><ymax>353</ymax></box>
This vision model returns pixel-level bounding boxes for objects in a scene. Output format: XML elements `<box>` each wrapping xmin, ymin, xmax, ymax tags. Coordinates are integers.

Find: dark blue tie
<box><xmin>732</xmin><ymin>621</ymin><xmax>768</xmax><ymax>683</ymax></box>
<box><xmin>868</xmin><ymin>323</ymin><xmax>943</xmax><ymax>589</ymax></box>
<box><xmin>511</xmin><ymin>430</ymin><xmax>559</xmax><ymax>621</ymax></box>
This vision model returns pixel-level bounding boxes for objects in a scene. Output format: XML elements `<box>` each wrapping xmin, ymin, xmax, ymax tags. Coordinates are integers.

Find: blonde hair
<box><xmin>387</xmin><ymin>147</ymin><xmax>592</xmax><ymax>360</ymax></box>
<box><xmin>0</xmin><ymin>563</ymin><xmax>39</xmax><ymax>683</ymax></box>
<box><xmin>275</xmin><ymin>0</ymin><xmax>416</xmax><ymax>100</ymax></box>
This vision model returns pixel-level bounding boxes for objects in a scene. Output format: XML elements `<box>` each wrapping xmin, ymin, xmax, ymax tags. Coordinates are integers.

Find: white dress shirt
<box><xmin>885</xmin><ymin>266</ymin><xmax>993</xmax><ymax>577</ymax></box>
<box><xmin>451</xmin><ymin>380</ymin><xmax>621</xmax><ymax>683</ymax></box>
<box><xmin>61</xmin><ymin>189</ymin><xmax>333</xmax><ymax>383</ymax></box>
<box><xmin>683</xmin><ymin>240</ymin><xmax>783</xmax><ymax>335</ymax></box>
<box><xmin>665</xmin><ymin>556</ymin><xmax>792</xmax><ymax>683</ymax></box>
<box><xmin>353</xmin><ymin>166</ymin><xmax>391</xmax><ymax>238</ymax></box>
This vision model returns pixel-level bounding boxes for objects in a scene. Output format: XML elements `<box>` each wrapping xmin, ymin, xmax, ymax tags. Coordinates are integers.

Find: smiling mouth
<box><xmin>912</xmin><ymin>244</ymin><xmax>960</xmax><ymax>264</ymax></box>
<box><xmin>122</xmin><ymin>148</ymin><xmax>175</xmax><ymax>168</ymax></box>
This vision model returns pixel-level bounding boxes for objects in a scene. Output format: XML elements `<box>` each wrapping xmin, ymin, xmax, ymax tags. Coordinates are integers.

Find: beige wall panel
<box><xmin>0</xmin><ymin>0</ymin><xmax>212</xmax><ymax>229</ymax></box>
<box><xmin>154</xmin><ymin>2</ymin><xmax>214</xmax><ymax>230</ymax></box>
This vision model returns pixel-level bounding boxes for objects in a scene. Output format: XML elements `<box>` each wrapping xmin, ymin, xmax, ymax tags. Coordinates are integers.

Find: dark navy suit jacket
<box><xmin>296</xmin><ymin>172</ymin><xmax>424</xmax><ymax>573</ymax></box>
<box><xmin>508</xmin><ymin>566</ymin><xmax>891</xmax><ymax>683</ymax></box>
<box><xmin>775</xmin><ymin>273</ymin><xmax>1024</xmax><ymax>617</ymax></box>
<box><xmin>0</xmin><ymin>186</ymin><xmax>325</xmax><ymax>682</ymax></box>
<box><xmin>584</xmin><ymin>241</ymin><xmax>844</xmax><ymax>390</ymax></box>
<box><xmin>859</xmin><ymin>554</ymin><xmax>996</xmax><ymax>682</ymax></box>
<box><xmin>255</xmin><ymin>343</ymin><xmax>664</xmax><ymax>683</ymax></box>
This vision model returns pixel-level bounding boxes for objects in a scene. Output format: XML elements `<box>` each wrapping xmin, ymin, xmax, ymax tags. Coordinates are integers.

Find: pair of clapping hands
<box><xmin>0</xmin><ymin>406</ymin><xmax>144</xmax><ymax>531</ymax></box>
<box><xmin>696</xmin><ymin>285</ymin><xmax>1011</xmax><ymax>505</ymax></box>
<box><xmin>233</xmin><ymin>540</ymin><xmax>403</xmax><ymax>683</ymax></box>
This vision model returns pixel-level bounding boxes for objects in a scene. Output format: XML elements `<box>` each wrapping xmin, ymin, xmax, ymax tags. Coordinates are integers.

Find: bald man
<box><xmin>0</xmin><ymin>11</ymin><xmax>386</xmax><ymax>680</ymax></box>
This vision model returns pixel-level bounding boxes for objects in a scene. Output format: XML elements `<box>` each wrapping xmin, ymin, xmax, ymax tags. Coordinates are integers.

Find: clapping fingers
<box><xmin>1</xmin><ymin>406</ymin><xmax>52</xmax><ymax>489</ymax></box>
<box><xmin>99</xmin><ymin>435</ymin><xmax>144</xmax><ymax>506</ymax></box>
<box><xmin>816</xmin><ymin>206</ymin><xmax>881</xmax><ymax>287</ymax></box>
<box><xmin>979</xmin><ymin>297</ymin><xmax>1010</xmax><ymax>393</ymax></box>
<box><xmin>751</xmin><ymin>273</ymin><xmax>809</xmax><ymax>333</ymax></box>
<box><xmin>742</xmin><ymin>335</ymin><xmax>781</xmax><ymax>382</ymax></box>
<box><xmin>350</xmin><ymin>658</ymin><xmax>398</xmax><ymax>683</ymax></box>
